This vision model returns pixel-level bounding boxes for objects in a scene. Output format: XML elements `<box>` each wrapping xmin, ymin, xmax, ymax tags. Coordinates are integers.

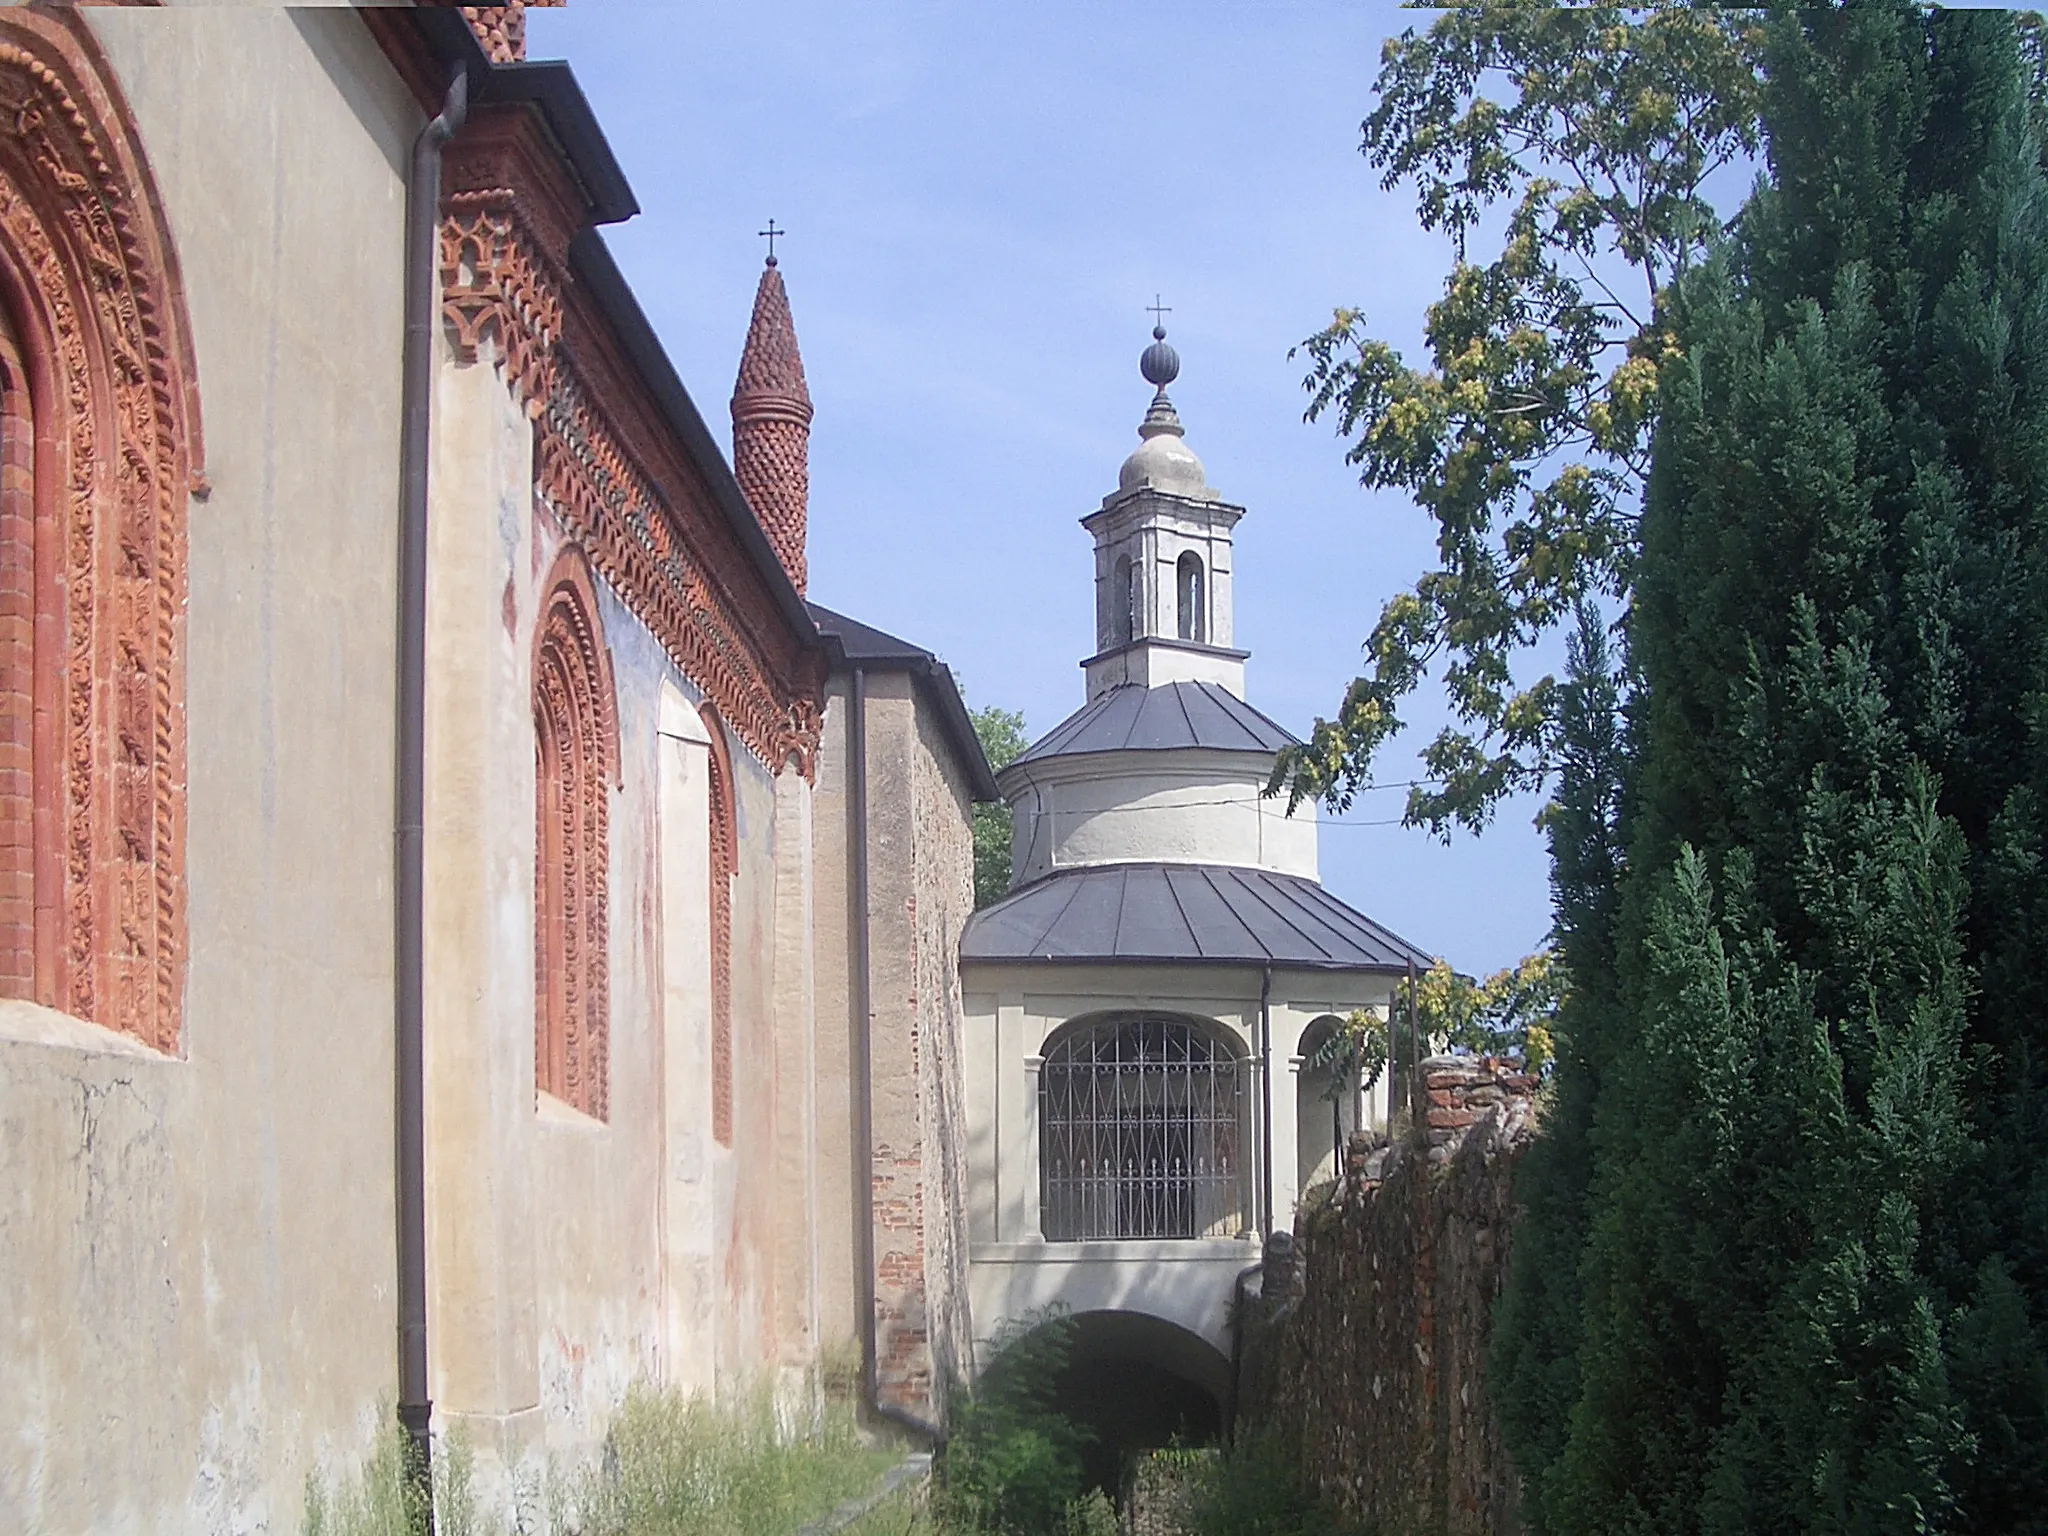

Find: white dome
<box><xmin>1118</xmin><ymin>431</ymin><xmax>1209</xmax><ymax>496</ymax></box>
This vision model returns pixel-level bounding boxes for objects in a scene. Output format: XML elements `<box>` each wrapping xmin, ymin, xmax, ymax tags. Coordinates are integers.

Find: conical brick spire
<box><xmin>730</xmin><ymin>258</ymin><xmax>813</xmax><ymax>595</ymax></box>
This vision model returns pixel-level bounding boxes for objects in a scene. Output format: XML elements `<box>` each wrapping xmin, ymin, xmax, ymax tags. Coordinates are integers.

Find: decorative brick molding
<box><xmin>701</xmin><ymin>703</ymin><xmax>737</xmax><ymax>1146</ymax></box>
<box><xmin>0</xmin><ymin>12</ymin><xmax>202</xmax><ymax>1052</ymax></box>
<box><xmin>533</xmin><ymin>543</ymin><xmax>618</xmax><ymax>1120</ymax></box>
<box><xmin>457</xmin><ymin>2</ymin><xmax>563</xmax><ymax>66</ymax></box>
<box><xmin>440</xmin><ymin>105</ymin><xmax>824</xmax><ymax>780</ymax></box>
<box><xmin>731</xmin><ymin>262</ymin><xmax>812</xmax><ymax>595</ymax></box>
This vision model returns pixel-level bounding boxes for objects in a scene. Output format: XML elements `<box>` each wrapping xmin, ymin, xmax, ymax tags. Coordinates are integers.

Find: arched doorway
<box><xmin>986</xmin><ymin>1309</ymin><xmax>1228</xmax><ymax>1498</ymax></box>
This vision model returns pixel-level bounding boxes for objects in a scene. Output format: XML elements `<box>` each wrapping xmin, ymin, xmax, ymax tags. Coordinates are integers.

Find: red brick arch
<box><xmin>0</xmin><ymin>12</ymin><xmax>203</xmax><ymax>1051</ymax></box>
<box><xmin>533</xmin><ymin>543</ymin><xmax>617</xmax><ymax>1120</ymax></box>
<box><xmin>700</xmin><ymin>700</ymin><xmax>738</xmax><ymax>1146</ymax></box>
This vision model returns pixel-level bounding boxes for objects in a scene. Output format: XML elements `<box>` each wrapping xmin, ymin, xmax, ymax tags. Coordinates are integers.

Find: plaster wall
<box><xmin>423</xmin><ymin>333</ymin><xmax>812</xmax><ymax>1506</ymax></box>
<box><xmin>959</xmin><ymin>962</ymin><xmax>1398</xmax><ymax>1368</ymax></box>
<box><xmin>811</xmin><ymin>670</ymin><xmax>980</xmax><ymax>1422</ymax></box>
<box><xmin>1086</xmin><ymin>492</ymin><xmax>1241</xmax><ymax>657</ymax></box>
<box><xmin>809</xmin><ymin>679</ymin><xmax>860</xmax><ymax>1361</ymax></box>
<box><xmin>0</xmin><ymin>11</ymin><xmax>415</xmax><ymax>1530</ymax></box>
<box><xmin>1082</xmin><ymin>639</ymin><xmax>1247</xmax><ymax>698</ymax></box>
<box><xmin>1006</xmin><ymin>753</ymin><xmax>1319</xmax><ymax>885</ymax></box>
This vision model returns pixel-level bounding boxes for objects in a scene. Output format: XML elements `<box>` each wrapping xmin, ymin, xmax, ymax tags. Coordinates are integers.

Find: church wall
<box><xmin>908</xmin><ymin>683</ymin><xmax>979</xmax><ymax>1411</ymax></box>
<box><xmin>424</xmin><ymin>331</ymin><xmax>816</xmax><ymax>1512</ymax></box>
<box><xmin>810</xmin><ymin>679</ymin><xmax>862</xmax><ymax>1364</ymax></box>
<box><xmin>810</xmin><ymin>670</ymin><xmax>979</xmax><ymax>1422</ymax></box>
<box><xmin>0</xmin><ymin>11</ymin><xmax>416</xmax><ymax>1531</ymax></box>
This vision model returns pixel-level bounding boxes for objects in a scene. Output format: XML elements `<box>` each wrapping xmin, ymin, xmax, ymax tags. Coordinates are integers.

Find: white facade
<box><xmin>959</xmin><ymin>338</ymin><xmax>1429</xmax><ymax>1401</ymax></box>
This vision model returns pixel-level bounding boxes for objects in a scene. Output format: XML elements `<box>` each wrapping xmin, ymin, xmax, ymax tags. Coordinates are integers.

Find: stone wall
<box><xmin>1240</xmin><ymin>1057</ymin><xmax>1537</xmax><ymax>1536</ymax></box>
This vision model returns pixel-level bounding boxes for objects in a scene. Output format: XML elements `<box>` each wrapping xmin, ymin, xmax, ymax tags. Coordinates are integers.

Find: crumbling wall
<box><xmin>1240</xmin><ymin>1057</ymin><xmax>1537</xmax><ymax>1536</ymax></box>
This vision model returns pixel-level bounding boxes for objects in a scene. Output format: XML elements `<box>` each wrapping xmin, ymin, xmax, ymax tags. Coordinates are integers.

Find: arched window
<box><xmin>1176</xmin><ymin>551</ymin><xmax>1205</xmax><ymax>643</ymax></box>
<box><xmin>702</xmin><ymin>704</ymin><xmax>738</xmax><ymax>1146</ymax></box>
<box><xmin>1111</xmin><ymin>554</ymin><xmax>1135</xmax><ymax>646</ymax></box>
<box><xmin>533</xmin><ymin>546</ymin><xmax>617</xmax><ymax>1120</ymax></box>
<box><xmin>0</xmin><ymin>15</ymin><xmax>202</xmax><ymax>1050</ymax></box>
<box><xmin>1039</xmin><ymin>1015</ymin><xmax>1243</xmax><ymax>1240</ymax></box>
<box><xmin>1295</xmin><ymin>1015</ymin><xmax>1358</xmax><ymax>1193</ymax></box>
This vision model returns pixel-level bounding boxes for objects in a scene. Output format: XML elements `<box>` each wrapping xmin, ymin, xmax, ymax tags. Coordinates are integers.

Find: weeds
<box><xmin>577</xmin><ymin>1385</ymin><xmax>896</xmax><ymax>1536</ymax></box>
<box><xmin>303</xmin><ymin>1411</ymin><xmax>475</xmax><ymax>1536</ymax></box>
<box><xmin>305</xmin><ymin>1386</ymin><xmax>899</xmax><ymax>1536</ymax></box>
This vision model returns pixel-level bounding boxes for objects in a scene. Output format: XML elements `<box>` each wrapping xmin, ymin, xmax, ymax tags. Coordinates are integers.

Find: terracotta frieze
<box><xmin>0</xmin><ymin>13</ymin><xmax>201</xmax><ymax>1051</ymax></box>
<box><xmin>440</xmin><ymin>105</ymin><xmax>823</xmax><ymax>777</ymax></box>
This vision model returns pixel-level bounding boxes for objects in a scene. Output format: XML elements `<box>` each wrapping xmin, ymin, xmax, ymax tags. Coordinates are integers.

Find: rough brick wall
<box><xmin>1241</xmin><ymin>1057</ymin><xmax>1537</xmax><ymax>1536</ymax></box>
<box><xmin>870</xmin><ymin>691</ymin><xmax>977</xmax><ymax>1421</ymax></box>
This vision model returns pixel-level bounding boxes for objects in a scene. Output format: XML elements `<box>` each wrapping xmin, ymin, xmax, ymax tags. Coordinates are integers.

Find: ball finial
<box><xmin>1140</xmin><ymin>332</ymin><xmax>1180</xmax><ymax>389</ymax></box>
<box><xmin>1140</xmin><ymin>295</ymin><xmax>1179</xmax><ymax>388</ymax></box>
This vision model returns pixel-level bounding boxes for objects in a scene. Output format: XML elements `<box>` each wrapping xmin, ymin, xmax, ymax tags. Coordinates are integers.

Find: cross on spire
<box><xmin>1147</xmin><ymin>294</ymin><xmax>1172</xmax><ymax>334</ymax></box>
<box><xmin>759</xmin><ymin>219</ymin><xmax>785</xmax><ymax>266</ymax></box>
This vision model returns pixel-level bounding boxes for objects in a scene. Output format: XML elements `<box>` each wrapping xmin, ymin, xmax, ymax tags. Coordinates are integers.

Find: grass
<box><xmin>580</xmin><ymin>1386</ymin><xmax>900</xmax><ymax>1536</ymax></box>
<box><xmin>305</xmin><ymin>1386</ymin><xmax>904</xmax><ymax>1536</ymax></box>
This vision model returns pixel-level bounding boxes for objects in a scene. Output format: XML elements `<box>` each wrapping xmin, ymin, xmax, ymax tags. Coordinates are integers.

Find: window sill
<box><xmin>971</xmin><ymin>1237</ymin><xmax>1257</xmax><ymax>1265</ymax></box>
<box><xmin>0</xmin><ymin>998</ymin><xmax>173</xmax><ymax>1061</ymax></box>
<box><xmin>535</xmin><ymin>1089</ymin><xmax>608</xmax><ymax>1131</ymax></box>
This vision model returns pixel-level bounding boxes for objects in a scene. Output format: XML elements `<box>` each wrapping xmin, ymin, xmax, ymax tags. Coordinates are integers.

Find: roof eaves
<box><xmin>812</xmin><ymin>606</ymin><xmax>999</xmax><ymax>801</ymax></box>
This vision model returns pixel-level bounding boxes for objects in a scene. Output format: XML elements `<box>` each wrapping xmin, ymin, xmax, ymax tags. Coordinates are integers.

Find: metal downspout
<box><xmin>1259</xmin><ymin>962</ymin><xmax>1273</xmax><ymax>1237</ymax></box>
<box><xmin>847</xmin><ymin>668</ymin><xmax>945</xmax><ymax>1445</ymax></box>
<box><xmin>397</xmin><ymin>58</ymin><xmax>468</xmax><ymax>1513</ymax></box>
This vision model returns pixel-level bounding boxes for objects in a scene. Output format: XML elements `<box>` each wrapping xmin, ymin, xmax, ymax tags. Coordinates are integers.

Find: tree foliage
<box><xmin>1495</xmin><ymin>8</ymin><xmax>2048</xmax><ymax>1530</ymax></box>
<box><xmin>971</xmin><ymin>706</ymin><xmax>1027</xmax><ymax>909</ymax></box>
<box><xmin>1274</xmin><ymin>3</ymin><xmax>1765</xmax><ymax>833</ymax></box>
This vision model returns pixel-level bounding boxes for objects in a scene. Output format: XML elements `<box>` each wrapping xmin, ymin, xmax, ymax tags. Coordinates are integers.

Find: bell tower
<box><xmin>1081</xmin><ymin>323</ymin><xmax>1248</xmax><ymax>700</ymax></box>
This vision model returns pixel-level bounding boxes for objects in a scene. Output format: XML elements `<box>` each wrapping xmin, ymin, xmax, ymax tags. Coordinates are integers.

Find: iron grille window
<box><xmin>1040</xmin><ymin>1016</ymin><xmax>1243</xmax><ymax>1241</ymax></box>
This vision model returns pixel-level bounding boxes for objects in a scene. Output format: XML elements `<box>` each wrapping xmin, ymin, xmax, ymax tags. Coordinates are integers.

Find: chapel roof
<box><xmin>1009</xmin><ymin>680</ymin><xmax>1295</xmax><ymax>772</ymax></box>
<box><xmin>959</xmin><ymin>861</ymin><xmax>1434</xmax><ymax>972</ymax></box>
<box><xmin>809</xmin><ymin>603</ymin><xmax>1000</xmax><ymax>801</ymax></box>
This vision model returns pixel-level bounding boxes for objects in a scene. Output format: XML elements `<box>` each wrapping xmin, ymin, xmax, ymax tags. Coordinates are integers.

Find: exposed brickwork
<box><xmin>730</xmin><ymin>261</ymin><xmax>811</xmax><ymax>596</ymax></box>
<box><xmin>702</xmin><ymin>704</ymin><xmax>737</xmax><ymax>1146</ymax></box>
<box><xmin>533</xmin><ymin>545</ymin><xmax>617</xmax><ymax>1120</ymax></box>
<box><xmin>0</xmin><ymin>13</ymin><xmax>203</xmax><ymax>1050</ymax></box>
<box><xmin>441</xmin><ymin>106</ymin><xmax>825</xmax><ymax>780</ymax></box>
<box><xmin>869</xmin><ymin>702</ymin><xmax>978</xmax><ymax>1420</ymax></box>
<box><xmin>1240</xmin><ymin>1058</ymin><xmax>1538</xmax><ymax>1536</ymax></box>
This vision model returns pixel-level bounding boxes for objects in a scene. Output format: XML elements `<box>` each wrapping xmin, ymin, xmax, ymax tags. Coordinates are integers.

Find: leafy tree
<box><xmin>1397</xmin><ymin>950</ymin><xmax>1561</xmax><ymax>1070</ymax></box>
<box><xmin>971</xmin><ymin>706</ymin><xmax>1027</xmax><ymax>908</ymax></box>
<box><xmin>1496</xmin><ymin>8</ymin><xmax>2048</xmax><ymax>1531</ymax></box>
<box><xmin>1273</xmin><ymin>3</ymin><xmax>1765</xmax><ymax>833</ymax></box>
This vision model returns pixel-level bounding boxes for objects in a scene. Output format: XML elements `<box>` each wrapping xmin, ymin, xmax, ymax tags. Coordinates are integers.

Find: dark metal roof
<box><xmin>1011</xmin><ymin>682</ymin><xmax>1295</xmax><ymax>771</ymax></box>
<box><xmin>810</xmin><ymin>604</ymin><xmax>1000</xmax><ymax>801</ymax></box>
<box><xmin>960</xmin><ymin>863</ymin><xmax>1435</xmax><ymax>972</ymax></box>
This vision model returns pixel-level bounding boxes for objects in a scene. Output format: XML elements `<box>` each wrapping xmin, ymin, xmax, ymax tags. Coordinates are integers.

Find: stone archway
<box><xmin>995</xmin><ymin>1309</ymin><xmax>1231</xmax><ymax>1497</ymax></box>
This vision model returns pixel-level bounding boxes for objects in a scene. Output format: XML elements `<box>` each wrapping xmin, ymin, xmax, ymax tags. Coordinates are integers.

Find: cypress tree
<box><xmin>1496</xmin><ymin>8</ymin><xmax>2048</xmax><ymax>1531</ymax></box>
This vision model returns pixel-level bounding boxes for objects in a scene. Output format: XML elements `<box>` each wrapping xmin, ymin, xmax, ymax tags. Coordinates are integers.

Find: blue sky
<box><xmin>528</xmin><ymin>2</ymin><xmax>1555</xmax><ymax>976</ymax></box>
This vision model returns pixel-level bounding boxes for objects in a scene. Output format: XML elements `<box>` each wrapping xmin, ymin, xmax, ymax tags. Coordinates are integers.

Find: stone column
<box><xmin>1021</xmin><ymin>1053</ymin><xmax>1046</xmax><ymax>1240</ymax></box>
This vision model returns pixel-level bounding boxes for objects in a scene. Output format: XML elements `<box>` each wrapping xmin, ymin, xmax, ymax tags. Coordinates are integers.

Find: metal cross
<box><xmin>1147</xmin><ymin>295</ymin><xmax>1172</xmax><ymax>329</ymax></box>
<box><xmin>760</xmin><ymin>219</ymin><xmax>785</xmax><ymax>264</ymax></box>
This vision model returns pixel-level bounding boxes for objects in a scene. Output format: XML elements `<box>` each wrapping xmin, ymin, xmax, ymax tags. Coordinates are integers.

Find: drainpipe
<box><xmin>846</xmin><ymin>666</ymin><xmax>945</xmax><ymax>1445</ymax></box>
<box><xmin>1258</xmin><ymin>963</ymin><xmax>1273</xmax><ymax>1238</ymax></box>
<box><xmin>397</xmin><ymin>58</ymin><xmax>468</xmax><ymax>1514</ymax></box>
